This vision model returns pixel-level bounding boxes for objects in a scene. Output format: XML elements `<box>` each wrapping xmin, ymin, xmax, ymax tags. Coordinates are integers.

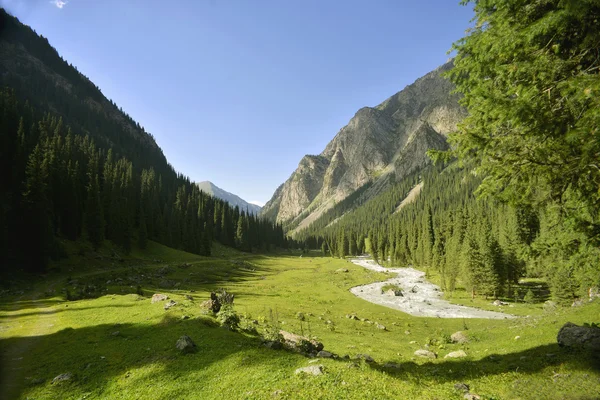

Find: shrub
<box><xmin>216</xmin><ymin>305</ymin><xmax>240</xmax><ymax>331</ymax></box>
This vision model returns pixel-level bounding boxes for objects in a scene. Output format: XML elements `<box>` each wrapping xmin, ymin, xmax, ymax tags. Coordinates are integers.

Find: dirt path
<box><xmin>349</xmin><ymin>257</ymin><xmax>515</xmax><ymax>319</ymax></box>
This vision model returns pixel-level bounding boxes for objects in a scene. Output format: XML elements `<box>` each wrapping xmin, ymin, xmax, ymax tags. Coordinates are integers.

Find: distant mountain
<box><xmin>197</xmin><ymin>181</ymin><xmax>262</xmax><ymax>215</ymax></box>
<box><xmin>261</xmin><ymin>62</ymin><xmax>465</xmax><ymax>234</ymax></box>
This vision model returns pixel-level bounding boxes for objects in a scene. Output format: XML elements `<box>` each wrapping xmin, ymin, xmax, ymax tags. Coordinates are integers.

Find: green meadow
<box><xmin>1</xmin><ymin>241</ymin><xmax>599</xmax><ymax>400</ymax></box>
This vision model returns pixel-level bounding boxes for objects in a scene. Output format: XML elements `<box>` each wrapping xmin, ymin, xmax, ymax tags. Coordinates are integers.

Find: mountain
<box><xmin>197</xmin><ymin>181</ymin><xmax>261</xmax><ymax>215</ymax></box>
<box><xmin>261</xmin><ymin>62</ymin><xmax>465</xmax><ymax>233</ymax></box>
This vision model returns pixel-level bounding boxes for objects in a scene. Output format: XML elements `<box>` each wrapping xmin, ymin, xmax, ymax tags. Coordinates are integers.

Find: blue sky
<box><xmin>2</xmin><ymin>0</ymin><xmax>473</xmax><ymax>206</ymax></box>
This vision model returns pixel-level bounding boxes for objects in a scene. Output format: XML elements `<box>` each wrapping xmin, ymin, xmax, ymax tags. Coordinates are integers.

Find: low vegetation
<box><xmin>1</xmin><ymin>241</ymin><xmax>598</xmax><ymax>399</ymax></box>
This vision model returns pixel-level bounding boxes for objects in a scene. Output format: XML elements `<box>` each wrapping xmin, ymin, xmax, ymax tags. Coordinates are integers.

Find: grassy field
<box><xmin>1</xmin><ymin>242</ymin><xmax>599</xmax><ymax>399</ymax></box>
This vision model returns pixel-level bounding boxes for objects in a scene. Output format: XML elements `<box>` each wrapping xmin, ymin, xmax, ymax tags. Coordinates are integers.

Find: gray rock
<box><xmin>185</xmin><ymin>295</ymin><xmax>194</xmax><ymax>301</ymax></box>
<box><xmin>176</xmin><ymin>335</ymin><xmax>196</xmax><ymax>353</ymax></box>
<box><xmin>451</xmin><ymin>331</ymin><xmax>469</xmax><ymax>344</ymax></box>
<box><xmin>316</xmin><ymin>350</ymin><xmax>334</xmax><ymax>358</ymax></box>
<box><xmin>111</xmin><ymin>331</ymin><xmax>120</xmax><ymax>336</ymax></box>
<box><xmin>336</xmin><ymin>268</ymin><xmax>349</xmax><ymax>273</ymax></box>
<box><xmin>445</xmin><ymin>350</ymin><xmax>467</xmax><ymax>359</ymax></box>
<box><xmin>414</xmin><ymin>349</ymin><xmax>436</xmax><ymax>359</ymax></box>
<box><xmin>355</xmin><ymin>354</ymin><xmax>375</xmax><ymax>363</ymax></box>
<box><xmin>294</xmin><ymin>365</ymin><xmax>323</xmax><ymax>376</ymax></box>
<box><xmin>375</xmin><ymin>323</ymin><xmax>387</xmax><ymax>330</ymax></box>
<box><xmin>571</xmin><ymin>299</ymin><xmax>585</xmax><ymax>307</ymax></box>
<box><xmin>164</xmin><ymin>300</ymin><xmax>177</xmax><ymax>310</ymax></box>
<box><xmin>454</xmin><ymin>383</ymin><xmax>470</xmax><ymax>393</ymax></box>
<box><xmin>464</xmin><ymin>394</ymin><xmax>481</xmax><ymax>400</ymax></box>
<box><xmin>557</xmin><ymin>322</ymin><xmax>600</xmax><ymax>353</ymax></box>
<box><xmin>280</xmin><ymin>330</ymin><xmax>323</xmax><ymax>353</ymax></box>
<box><xmin>151</xmin><ymin>293</ymin><xmax>169</xmax><ymax>303</ymax></box>
<box><xmin>384</xmin><ymin>289</ymin><xmax>403</xmax><ymax>297</ymax></box>
<box><xmin>52</xmin><ymin>373</ymin><xmax>72</xmax><ymax>384</ymax></box>
<box><xmin>543</xmin><ymin>300</ymin><xmax>557</xmax><ymax>311</ymax></box>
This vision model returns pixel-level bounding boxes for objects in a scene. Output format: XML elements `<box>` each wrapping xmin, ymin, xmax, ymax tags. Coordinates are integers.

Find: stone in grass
<box><xmin>52</xmin><ymin>373</ymin><xmax>73</xmax><ymax>385</ymax></box>
<box><xmin>316</xmin><ymin>350</ymin><xmax>334</xmax><ymax>358</ymax></box>
<box><xmin>445</xmin><ymin>350</ymin><xmax>467</xmax><ymax>359</ymax></box>
<box><xmin>451</xmin><ymin>331</ymin><xmax>469</xmax><ymax>344</ymax></box>
<box><xmin>336</xmin><ymin>268</ymin><xmax>349</xmax><ymax>273</ymax></box>
<box><xmin>294</xmin><ymin>365</ymin><xmax>323</xmax><ymax>376</ymax></box>
<box><xmin>164</xmin><ymin>300</ymin><xmax>177</xmax><ymax>310</ymax></box>
<box><xmin>151</xmin><ymin>293</ymin><xmax>169</xmax><ymax>303</ymax></box>
<box><xmin>454</xmin><ymin>383</ymin><xmax>470</xmax><ymax>393</ymax></box>
<box><xmin>464</xmin><ymin>394</ymin><xmax>481</xmax><ymax>400</ymax></box>
<box><xmin>176</xmin><ymin>335</ymin><xmax>196</xmax><ymax>353</ymax></box>
<box><xmin>414</xmin><ymin>349</ymin><xmax>436</xmax><ymax>359</ymax></box>
<box><xmin>375</xmin><ymin>323</ymin><xmax>386</xmax><ymax>331</ymax></box>
<box><xmin>355</xmin><ymin>354</ymin><xmax>375</xmax><ymax>363</ymax></box>
<box><xmin>557</xmin><ymin>322</ymin><xmax>600</xmax><ymax>353</ymax></box>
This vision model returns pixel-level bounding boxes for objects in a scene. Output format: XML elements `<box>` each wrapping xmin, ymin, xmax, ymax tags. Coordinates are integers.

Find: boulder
<box><xmin>451</xmin><ymin>331</ymin><xmax>469</xmax><ymax>344</ymax></box>
<box><xmin>375</xmin><ymin>323</ymin><xmax>387</xmax><ymax>331</ymax></box>
<box><xmin>557</xmin><ymin>322</ymin><xmax>600</xmax><ymax>353</ymax></box>
<box><xmin>164</xmin><ymin>300</ymin><xmax>177</xmax><ymax>310</ymax></box>
<box><xmin>52</xmin><ymin>373</ymin><xmax>72</xmax><ymax>385</ymax></box>
<box><xmin>317</xmin><ymin>350</ymin><xmax>334</xmax><ymax>358</ymax></box>
<box><xmin>176</xmin><ymin>335</ymin><xmax>196</xmax><ymax>353</ymax></box>
<box><xmin>295</xmin><ymin>365</ymin><xmax>323</xmax><ymax>376</ymax></box>
<box><xmin>151</xmin><ymin>293</ymin><xmax>169</xmax><ymax>303</ymax></box>
<box><xmin>414</xmin><ymin>349</ymin><xmax>436</xmax><ymax>359</ymax></box>
<box><xmin>280</xmin><ymin>330</ymin><xmax>323</xmax><ymax>353</ymax></box>
<box><xmin>445</xmin><ymin>350</ymin><xmax>467</xmax><ymax>359</ymax></box>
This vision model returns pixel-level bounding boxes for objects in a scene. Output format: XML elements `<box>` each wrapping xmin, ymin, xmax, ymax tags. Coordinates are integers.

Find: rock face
<box><xmin>261</xmin><ymin>62</ymin><xmax>464</xmax><ymax>232</ymax></box>
<box><xmin>196</xmin><ymin>181</ymin><xmax>261</xmax><ymax>215</ymax></box>
<box><xmin>557</xmin><ymin>322</ymin><xmax>600</xmax><ymax>353</ymax></box>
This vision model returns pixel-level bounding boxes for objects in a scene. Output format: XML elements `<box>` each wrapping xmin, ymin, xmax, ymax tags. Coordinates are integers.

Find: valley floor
<box><xmin>1</xmin><ymin>243</ymin><xmax>599</xmax><ymax>399</ymax></box>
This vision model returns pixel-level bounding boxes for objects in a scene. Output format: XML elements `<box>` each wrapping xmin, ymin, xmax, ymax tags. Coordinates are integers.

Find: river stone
<box><xmin>451</xmin><ymin>331</ymin><xmax>469</xmax><ymax>344</ymax></box>
<box><xmin>295</xmin><ymin>365</ymin><xmax>323</xmax><ymax>375</ymax></box>
<box><xmin>176</xmin><ymin>335</ymin><xmax>196</xmax><ymax>353</ymax></box>
<box><xmin>445</xmin><ymin>350</ymin><xmax>467</xmax><ymax>359</ymax></box>
<box><xmin>557</xmin><ymin>322</ymin><xmax>600</xmax><ymax>353</ymax></box>
<box><xmin>151</xmin><ymin>293</ymin><xmax>169</xmax><ymax>303</ymax></box>
<box><xmin>52</xmin><ymin>373</ymin><xmax>72</xmax><ymax>384</ymax></box>
<box><xmin>414</xmin><ymin>349</ymin><xmax>436</xmax><ymax>359</ymax></box>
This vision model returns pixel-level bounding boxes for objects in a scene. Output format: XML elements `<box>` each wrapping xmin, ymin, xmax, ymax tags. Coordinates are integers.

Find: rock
<box><xmin>451</xmin><ymin>331</ymin><xmax>469</xmax><ymax>344</ymax></box>
<box><xmin>280</xmin><ymin>330</ymin><xmax>323</xmax><ymax>353</ymax></box>
<box><xmin>589</xmin><ymin>287</ymin><xmax>600</xmax><ymax>300</ymax></box>
<box><xmin>375</xmin><ymin>323</ymin><xmax>386</xmax><ymax>331</ymax></box>
<box><xmin>346</xmin><ymin>314</ymin><xmax>359</xmax><ymax>320</ymax></box>
<box><xmin>464</xmin><ymin>394</ymin><xmax>481</xmax><ymax>400</ymax></box>
<box><xmin>181</xmin><ymin>315</ymin><xmax>190</xmax><ymax>320</ymax></box>
<box><xmin>52</xmin><ymin>373</ymin><xmax>72</xmax><ymax>384</ymax></box>
<box><xmin>317</xmin><ymin>350</ymin><xmax>334</xmax><ymax>358</ymax></box>
<box><xmin>514</xmin><ymin>335</ymin><xmax>521</xmax><ymax>340</ymax></box>
<box><xmin>175</xmin><ymin>335</ymin><xmax>196</xmax><ymax>353</ymax></box>
<box><xmin>454</xmin><ymin>383</ymin><xmax>470</xmax><ymax>393</ymax></box>
<box><xmin>384</xmin><ymin>289</ymin><xmax>403</xmax><ymax>296</ymax></box>
<box><xmin>185</xmin><ymin>295</ymin><xmax>194</xmax><ymax>301</ymax></box>
<box><xmin>111</xmin><ymin>331</ymin><xmax>120</xmax><ymax>336</ymax></box>
<box><xmin>414</xmin><ymin>349</ymin><xmax>436</xmax><ymax>359</ymax></box>
<box><xmin>264</xmin><ymin>341</ymin><xmax>283</xmax><ymax>350</ymax></box>
<box><xmin>164</xmin><ymin>300</ymin><xmax>177</xmax><ymax>310</ymax></box>
<box><xmin>492</xmin><ymin>299</ymin><xmax>509</xmax><ymax>306</ymax></box>
<box><xmin>383</xmin><ymin>362</ymin><xmax>402</xmax><ymax>369</ymax></box>
<box><xmin>355</xmin><ymin>354</ymin><xmax>375</xmax><ymax>363</ymax></box>
<box><xmin>543</xmin><ymin>300</ymin><xmax>557</xmax><ymax>311</ymax></box>
<box><xmin>557</xmin><ymin>322</ymin><xmax>600</xmax><ymax>353</ymax></box>
<box><xmin>295</xmin><ymin>365</ymin><xmax>323</xmax><ymax>376</ymax></box>
<box><xmin>571</xmin><ymin>299</ymin><xmax>585</xmax><ymax>307</ymax></box>
<box><xmin>151</xmin><ymin>293</ymin><xmax>169</xmax><ymax>303</ymax></box>
<box><xmin>445</xmin><ymin>350</ymin><xmax>467</xmax><ymax>359</ymax></box>
<box><xmin>409</xmin><ymin>340</ymin><xmax>417</xmax><ymax>344</ymax></box>
<box><xmin>336</xmin><ymin>268</ymin><xmax>349</xmax><ymax>273</ymax></box>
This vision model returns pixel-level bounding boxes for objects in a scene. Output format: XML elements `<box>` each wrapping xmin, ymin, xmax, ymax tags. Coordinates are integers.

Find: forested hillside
<box><xmin>0</xmin><ymin>10</ymin><xmax>287</xmax><ymax>278</ymax></box>
<box><xmin>298</xmin><ymin>0</ymin><xmax>600</xmax><ymax>305</ymax></box>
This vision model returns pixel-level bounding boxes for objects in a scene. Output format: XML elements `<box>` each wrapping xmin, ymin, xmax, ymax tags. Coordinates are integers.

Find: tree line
<box><xmin>0</xmin><ymin>88</ymin><xmax>288</xmax><ymax>277</ymax></box>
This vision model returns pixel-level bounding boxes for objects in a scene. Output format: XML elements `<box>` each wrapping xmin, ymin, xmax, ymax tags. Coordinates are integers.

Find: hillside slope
<box><xmin>197</xmin><ymin>181</ymin><xmax>261</xmax><ymax>215</ymax></box>
<box><xmin>261</xmin><ymin>62</ymin><xmax>464</xmax><ymax>231</ymax></box>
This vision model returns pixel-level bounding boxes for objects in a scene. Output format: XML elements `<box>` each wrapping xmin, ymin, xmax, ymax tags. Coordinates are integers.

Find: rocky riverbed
<box><xmin>349</xmin><ymin>257</ymin><xmax>515</xmax><ymax>319</ymax></box>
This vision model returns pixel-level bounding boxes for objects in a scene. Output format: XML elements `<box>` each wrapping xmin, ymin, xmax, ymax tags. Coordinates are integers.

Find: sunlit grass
<box><xmin>1</xmin><ymin>242</ymin><xmax>599</xmax><ymax>399</ymax></box>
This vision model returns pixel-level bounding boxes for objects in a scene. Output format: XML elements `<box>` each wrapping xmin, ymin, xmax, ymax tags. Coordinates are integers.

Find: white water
<box><xmin>349</xmin><ymin>257</ymin><xmax>515</xmax><ymax>319</ymax></box>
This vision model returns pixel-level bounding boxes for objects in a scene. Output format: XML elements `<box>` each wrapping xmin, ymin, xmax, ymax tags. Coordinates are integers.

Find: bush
<box><xmin>523</xmin><ymin>289</ymin><xmax>536</xmax><ymax>304</ymax></box>
<box><xmin>216</xmin><ymin>305</ymin><xmax>240</xmax><ymax>331</ymax></box>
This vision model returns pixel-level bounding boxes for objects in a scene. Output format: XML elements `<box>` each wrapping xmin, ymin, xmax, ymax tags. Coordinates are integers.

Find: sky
<box><xmin>1</xmin><ymin>0</ymin><xmax>474</xmax><ymax>206</ymax></box>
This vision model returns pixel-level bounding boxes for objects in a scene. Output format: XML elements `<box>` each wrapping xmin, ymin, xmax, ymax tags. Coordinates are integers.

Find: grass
<box><xmin>1</xmin><ymin>242</ymin><xmax>599</xmax><ymax>399</ymax></box>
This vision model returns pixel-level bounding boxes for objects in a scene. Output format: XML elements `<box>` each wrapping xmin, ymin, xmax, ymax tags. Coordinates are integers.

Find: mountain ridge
<box><xmin>197</xmin><ymin>181</ymin><xmax>262</xmax><ymax>215</ymax></box>
<box><xmin>261</xmin><ymin>62</ymin><xmax>465</xmax><ymax>233</ymax></box>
